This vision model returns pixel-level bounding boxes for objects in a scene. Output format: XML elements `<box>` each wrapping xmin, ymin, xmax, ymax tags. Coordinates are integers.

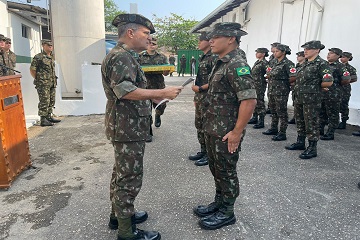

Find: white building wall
<box><xmin>0</xmin><ymin>0</ymin><xmax>9</xmax><ymax>35</ymax></box>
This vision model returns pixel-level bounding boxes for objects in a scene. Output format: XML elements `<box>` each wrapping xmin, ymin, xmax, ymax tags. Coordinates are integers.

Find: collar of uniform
<box><xmin>118</xmin><ymin>42</ymin><xmax>139</xmax><ymax>58</ymax></box>
<box><xmin>218</xmin><ymin>49</ymin><xmax>238</xmax><ymax>63</ymax></box>
<box><xmin>328</xmin><ymin>60</ymin><xmax>340</xmax><ymax>65</ymax></box>
<box><xmin>41</xmin><ymin>50</ymin><xmax>53</xmax><ymax>57</ymax></box>
<box><xmin>142</xmin><ymin>50</ymin><xmax>160</xmax><ymax>56</ymax></box>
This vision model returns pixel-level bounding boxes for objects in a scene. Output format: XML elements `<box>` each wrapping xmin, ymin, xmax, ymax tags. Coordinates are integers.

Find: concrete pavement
<box><xmin>1</xmin><ymin>75</ymin><xmax>360</xmax><ymax>240</ymax></box>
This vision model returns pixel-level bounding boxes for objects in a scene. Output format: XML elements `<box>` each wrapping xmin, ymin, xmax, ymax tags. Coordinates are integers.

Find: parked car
<box><xmin>106</xmin><ymin>39</ymin><xmax>117</xmax><ymax>54</ymax></box>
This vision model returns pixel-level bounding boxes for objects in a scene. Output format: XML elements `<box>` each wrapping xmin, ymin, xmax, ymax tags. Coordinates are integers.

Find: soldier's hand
<box><xmin>222</xmin><ymin>130</ymin><xmax>242</xmax><ymax>154</ymax></box>
<box><xmin>321</xmin><ymin>87</ymin><xmax>329</xmax><ymax>92</ymax></box>
<box><xmin>191</xmin><ymin>85</ymin><xmax>199</xmax><ymax>93</ymax></box>
<box><xmin>163</xmin><ymin>86</ymin><xmax>183</xmax><ymax>100</ymax></box>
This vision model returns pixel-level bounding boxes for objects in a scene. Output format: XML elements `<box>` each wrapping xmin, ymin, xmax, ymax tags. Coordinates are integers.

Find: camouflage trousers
<box><xmin>319</xmin><ymin>98</ymin><xmax>340</xmax><ymax>130</ymax></box>
<box><xmin>268</xmin><ymin>94</ymin><xmax>289</xmax><ymax>133</ymax></box>
<box><xmin>339</xmin><ymin>85</ymin><xmax>351</xmax><ymax>121</ymax></box>
<box><xmin>294</xmin><ymin>101</ymin><xmax>321</xmax><ymax>141</ymax></box>
<box><xmin>35</xmin><ymin>84</ymin><xmax>56</xmax><ymax>117</ymax></box>
<box><xmin>110</xmin><ymin>141</ymin><xmax>145</xmax><ymax>218</ymax></box>
<box><xmin>204</xmin><ymin>133</ymin><xmax>240</xmax><ymax>203</ymax></box>
<box><xmin>254</xmin><ymin>87</ymin><xmax>266</xmax><ymax>116</ymax></box>
<box><xmin>194</xmin><ymin>101</ymin><xmax>206</xmax><ymax>151</ymax></box>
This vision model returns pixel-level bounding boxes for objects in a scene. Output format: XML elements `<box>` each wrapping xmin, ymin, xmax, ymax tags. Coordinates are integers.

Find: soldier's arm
<box><xmin>319</xmin><ymin>62</ymin><xmax>333</xmax><ymax>88</ymax></box>
<box><xmin>122</xmin><ymin>86</ymin><xmax>183</xmax><ymax>101</ymax></box>
<box><xmin>340</xmin><ymin>64</ymin><xmax>351</xmax><ymax>85</ymax></box>
<box><xmin>30</xmin><ymin>55</ymin><xmax>39</xmax><ymax>78</ymax></box>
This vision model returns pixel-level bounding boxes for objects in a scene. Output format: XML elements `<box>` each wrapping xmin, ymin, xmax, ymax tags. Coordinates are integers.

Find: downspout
<box><xmin>309</xmin><ymin>0</ymin><xmax>324</xmax><ymax>40</ymax></box>
<box><xmin>278</xmin><ymin>0</ymin><xmax>295</xmax><ymax>42</ymax></box>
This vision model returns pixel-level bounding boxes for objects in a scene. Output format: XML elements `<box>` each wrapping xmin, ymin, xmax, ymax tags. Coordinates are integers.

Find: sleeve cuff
<box><xmin>236</xmin><ymin>89</ymin><xmax>257</xmax><ymax>101</ymax></box>
<box><xmin>113</xmin><ymin>80</ymin><xmax>138</xmax><ymax>99</ymax></box>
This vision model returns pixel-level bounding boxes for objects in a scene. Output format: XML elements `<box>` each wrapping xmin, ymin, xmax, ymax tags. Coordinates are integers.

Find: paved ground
<box><xmin>1</xmin><ymin>75</ymin><xmax>360</xmax><ymax>240</ymax></box>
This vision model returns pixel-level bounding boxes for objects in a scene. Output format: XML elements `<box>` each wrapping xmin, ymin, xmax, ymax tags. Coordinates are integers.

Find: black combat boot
<box><xmin>117</xmin><ymin>218</ymin><xmax>160</xmax><ymax>240</ymax></box>
<box><xmin>266</xmin><ymin>108</ymin><xmax>271</xmax><ymax>114</ymax></box>
<box><xmin>352</xmin><ymin>131</ymin><xmax>360</xmax><ymax>136</ymax></box>
<box><xmin>40</xmin><ymin>116</ymin><xmax>54</xmax><ymax>126</ymax></box>
<box><xmin>299</xmin><ymin>140</ymin><xmax>317</xmax><ymax>159</ymax></box>
<box><xmin>253</xmin><ymin>115</ymin><xmax>265</xmax><ymax>129</ymax></box>
<box><xmin>288</xmin><ymin>118</ymin><xmax>295</xmax><ymax>124</ymax></box>
<box><xmin>193</xmin><ymin>193</ymin><xmax>221</xmax><ymax>217</ymax></box>
<box><xmin>285</xmin><ymin>136</ymin><xmax>306</xmax><ymax>150</ymax></box>
<box><xmin>189</xmin><ymin>145</ymin><xmax>206</xmax><ymax>161</ymax></box>
<box><xmin>320</xmin><ymin>128</ymin><xmax>335</xmax><ymax>140</ymax></box>
<box><xmin>198</xmin><ymin>201</ymin><xmax>236</xmax><ymax>230</ymax></box>
<box><xmin>154</xmin><ymin>114</ymin><xmax>161</xmax><ymax>127</ymax></box>
<box><xmin>47</xmin><ymin>114</ymin><xmax>61</xmax><ymax>123</ymax></box>
<box><xmin>248</xmin><ymin>114</ymin><xmax>258</xmax><ymax>124</ymax></box>
<box><xmin>109</xmin><ymin>211</ymin><xmax>148</xmax><ymax>230</ymax></box>
<box><xmin>194</xmin><ymin>155</ymin><xmax>209</xmax><ymax>166</ymax></box>
<box><xmin>262</xmin><ymin>128</ymin><xmax>278</xmax><ymax>135</ymax></box>
<box><xmin>337</xmin><ymin>121</ymin><xmax>346</xmax><ymax>129</ymax></box>
<box><xmin>319</xmin><ymin>124</ymin><xmax>325</xmax><ymax>136</ymax></box>
<box><xmin>272</xmin><ymin>132</ymin><xmax>287</xmax><ymax>141</ymax></box>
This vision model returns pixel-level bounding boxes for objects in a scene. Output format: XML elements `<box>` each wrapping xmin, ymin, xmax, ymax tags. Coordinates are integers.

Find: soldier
<box><xmin>266</xmin><ymin>42</ymin><xmax>280</xmax><ymax>114</ymax></box>
<box><xmin>338</xmin><ymin>52</ymin><xmax>357</xmax><ymax>129</ymax></box>
<box><xmin>289</xmin><ymin>51</ymin><xmax>306</xmax><ymax>124</ymax></box>
<box><xmin>178</xmin><ymin>54</ymin><xmax>186</xmax><ymax>77</ymax></box>
<box><xmin>102</xmin><ymin>13</ymin><xmax>183</xmax><ymax>240</ymax></box>
<box><xmin>0</xmin><ymin>34</ymin><xmax>6</xmax><ymax>76</ymax></box>
<box><xmin>3</xmin><ymin>38</ymin><xmax>17</xmax><ymax>75</ymax></box>
<box><xmin>168</xmin><ymin>54</ymin><xmax>175</xmax><ymax>77</ymax></box>
<box><xmin>190</xmin><ymin>56</ymin><xmax>196</xmax><ymax>76</ymax></box>
<box><xmin>188</xmin><ymin>31</ymin><xmax>217</xmax><ymax>167</ymax></box>
<box><xmin>193</xmin><ymin>22</ymin><xmax>256</xmax><ymax>230</ymax></box>
<box><xmin>249</xmin><ymin>48</ymin><xmax>269</xmax><ymax>129</ymax></box>
<box><xmin>285</xmin><ymin>40</ymin><xmax>333</xmax><ymax>159</ymax></box>
<box><xmin>30</xmin><ymin>39</ymin><xmax>61</xmax><ymax>127</ymax></box>
<box><xmin>319</xmin><ymin>48</ymin><xmax>350</xmax><ymax>140</ymax></box>
<box><xmin>138</xmin><ymin>36</ymin><xmax>169</xmax><ymax>142</ymax></box>
<box><xmin>263</xmin><ymin>44</ymin><xmax>296</xmax><ymax>141</ymax></box>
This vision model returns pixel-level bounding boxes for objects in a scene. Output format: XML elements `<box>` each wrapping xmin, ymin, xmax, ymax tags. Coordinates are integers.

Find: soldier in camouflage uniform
<box><xmin>285</xmin><ymin>40</ymin><xmax>333</xmax><ymax>159</ymax></box>
<box><xmin>188</xmin><ymin>31</ymin><xmax>217</xmax><ymax>167</ymax></box>
<box><xmin>138</xmin><ymin>37</ymin><xmax>169</xmax><ymax>142</ymax></box>
<box><xmin>319</xmin><ymin>48</ymin><xmax>350</xmax><ymax>140</ymax></box>
<box><xmin>168</xmin><ymin>54</ymin><xmax>175</xmax><ymax>77</ymax></box>
<box><xmin>288</xmin><ymin>51</ymin><xmax>306</xmax><ymax>124</ymax></box>
<box><xmin>0</xmin><ymin>34</ymin><xmax>7</xmax><ymax>76</ymax></box>
<box><xmin>30</xmin><ymin>40</ymin><xmax>61</xmax><ymax>126</ymax></box>
<box><xmin>263</xmin><ymin>44</ymin><xmax>296</xmax><ymax>141</ymax></box>
<box><xmin>193</xmin><ymin>22</ymin><xmax>256</xmax><ymax>230</ymax></box>
<box><xmin>338</xmin><ymin>52</ymin><xmax>357</xmax><ymax>129</ymax></box>
<box><xmin>3</xmin><ymin>38</ymin><xmax>17</xmax><ymax>75</ymax></box>
<box><xmin>102</xmin><ymin>13</ymin><xmax>182</xmax><ymax>240</ymax></box>
<box><xmin>266</xmin><ymin>42</ymin><xmax>280</xmax><ymax>114</ymax></box>
<box><xmin>178</xmin><ymin>54</ymin><xmax>186</xmax><ymax>77</ymax></box>
<box><xmin>249</xmin><ymin>48</ymin><xmax>269</xmax><ymax>129</ymax></box>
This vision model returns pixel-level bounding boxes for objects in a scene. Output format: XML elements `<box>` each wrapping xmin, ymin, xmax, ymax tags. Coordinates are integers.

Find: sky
<box><xmin>11</xmin><ymin>0</ymin><xmax>224</xmax><ymax>21</ymax></box>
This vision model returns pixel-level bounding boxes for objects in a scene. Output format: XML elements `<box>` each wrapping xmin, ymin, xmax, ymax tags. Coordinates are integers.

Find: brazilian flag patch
<box><xmin>236</xmin><ymin>67</ymin><xmax>250</xmax><ymax>76</ymax></box>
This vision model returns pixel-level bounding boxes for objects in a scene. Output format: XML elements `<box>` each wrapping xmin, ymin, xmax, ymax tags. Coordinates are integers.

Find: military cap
<box><xmin>271</xmin><ymin>42</ymin><xmax>280</xmax><ymax>47</ymax></box>
<box><xmin>342</xmin><ymin>52</ymin><xmax>353</xmax><ymax>61</ymax></box>
<box><xmin>276</xmin><ymin>44</ymin><xmax>291</xmax><ymax>54</ymax></box>
<box><xmin>112</xmin><ymin>13</ymin><xmax>155</xmax><ymax>34</ymax></box>
<box><xmin>255</xmin><ymin>48</ymin><xmax>269</xmax><ymax>53</ymax></box>
<box><xmin>41</xmin><ymin>39</ymin><xmax>53</xmax><ymax>46</ymax></box>
<box><xmin>199</xmin><ymin>31</ymin><xmax>210</xmax><ymax>41</ymax></box>
<box><xmin>328</xmin><ymin>47</ymin><xmax>342</xmax><ymax>56</ymax></box>
<box><xmin>4</xmin><ymin>37</ymin><xmax>11</xmax><ymax>44</ymax></box>
<box><xmin>0</xmin><ymin>34</ymin><xmax>5</xmax><ymax>41</ymax></box>
<box><xmin>208</xmin><ymin>22</ymin><xmax>248</xmax><ymax>38</ymax></box>
<box><xmin>296</xmin><ymin>51</ymin><xmax>305</xmax><ymax>57</ymax></box>
<box><xmin>301</xmin><ymin>40</ymin><xmax>325</xmax><ymax>50</ymax></box>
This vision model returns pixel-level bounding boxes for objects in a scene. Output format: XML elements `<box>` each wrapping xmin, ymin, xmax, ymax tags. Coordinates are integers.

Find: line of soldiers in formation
<box><xmin>0</xmin><ymin>34</ymin><xmax>17</xmax><ymax>76</ymax></box>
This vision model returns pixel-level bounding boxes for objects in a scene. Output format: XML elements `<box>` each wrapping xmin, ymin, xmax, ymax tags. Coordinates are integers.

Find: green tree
<box><xmin>152</xmin><ymin>13</ymin><xmax>199</xmax><ymax>53</ymax></box>
<box><xmin>104</xmin><ymin>0</ymin><xmax>126</xmax><ymax>32</ymax></box>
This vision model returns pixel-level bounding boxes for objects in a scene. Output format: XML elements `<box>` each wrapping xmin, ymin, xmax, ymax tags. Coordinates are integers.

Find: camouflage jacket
<box><xmin>293</xmin><ymin>55</ymin><xmax>333</xmax><ymax>104</ymax></box>
<box><xmin>194</xmin><ymin>50</ymin><xmax>217</xmax><ymax>103</ymax></box>
<box><xmin>0</xmin><ymin>50</ymin><xmax>6</xmax><ymax>76</ymax></box>
<box><xmin>30</xmin><ymin>51</ymin><xmax>57</xmax><ymax>86</ymax></box>
<box><xmin>203</xmin><ymin>49</ymin><xmax>257</xmax><ymax>138</ymax></box>
<box><xmin>341</xmin><ymin>63</ymin><xmax>357</xmax><ymax>91</ymax></box>
<box><xmin>251</xmin><ymin>58</ymin><xmax>268</xmax><ymax>92</ymax></box>
<box><xmin>266</xmin><ymin>57</ymin><xmax>296</xmax><ymax>95</ymax></box>
<box><xmin>168</xmin><ymin>56</ymin><xmax>175</xmax><ymax>65</ymax></box>
<box><xmin>268</xmin><ymin>54</ymin><xmax>276</xmax><ymax>67</ymax></box>
<box><xmin>138</xmin><ymin>51</ymin><xmax>168</xmax><ymax>88</ymax></box>
<box><xmin>323</xmin><ymin>61</ymin><xmax>350</xmax><ymax>99</ymax></box>
<box><xmin>237</xmin><ymin>48</ymin><xmax>247</xmax><ymax>62</ymax></box>
<box><xmin>180</xmin><ymin>56</ymin><xmax>186</xmax><ymax>67</ymax></box>
<box><xmin>3</xmin><ymin>50</ymin><xmax>16</xmax><ymax>75</ymax></box>
<box><xmin>101</xmin><ymin>42</ymin><xmax>151</xmax><ymax>143</ymax></box>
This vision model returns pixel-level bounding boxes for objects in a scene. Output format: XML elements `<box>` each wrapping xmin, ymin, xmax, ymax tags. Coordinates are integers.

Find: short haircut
<box><xmin>118</xmin><ymin>23</ymin><xmax>141</xmax><ymax>38</ymax></box>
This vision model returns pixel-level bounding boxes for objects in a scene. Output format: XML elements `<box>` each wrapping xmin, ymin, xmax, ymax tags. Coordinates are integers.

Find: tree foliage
<box><xmin>104</xmin><ymin>0</ymin><xmax>126</xmax><ymax>32</ymax></box>
<box><xmin>152</xmin><ymin>13</ymin><xmax>199</xmax><ymax>53</ymax></box>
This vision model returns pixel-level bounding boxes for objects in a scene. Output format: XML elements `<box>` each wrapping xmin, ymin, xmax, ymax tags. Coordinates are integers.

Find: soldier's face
<box><xmin>0</xmin><ymin>40</ymin><xmax>5</xmax><ymax>48</ymax></box>
<box><xmin>132</xmin><ymin>26</ymin><xmax>151</xmax><ymax>52</ymax></box>
<box><xmin>297</xmin><ymin>55</ymin><xmax>305</xmax><ymax>63</ymax></box>
<box><xmin>4</xmin><ymin>42</ymin><xmax>11</xmax><ymax>51</ymax></box>
<box><xmin>255</xmin><ymin>52</ymin><xmax>265</xmax><ymax>59</ymax></box>
<box><xmin>274</xmin><ymin>48</ymin><xmax>285</xmax><ymax>59</ymax></box>
<box><xmin>198</xmin><ymin>40</ymin><xmax>210</xmax><ymax>51</ymax></box>
<box><xmin>340</xmin><ymin>57</ymin><xmax>349</xmax><ymax>64</ymax></box>
<box><xmin>304</xmin><ymin>48</ymin><xmax>318</xmax><ymax>59</ymax></box>
<box><xmin>327</xmin><ymin>51</ymin><xmax>339</xmax><ymax>62</ymax></box>
<box><xmin>209</xmin><ymin>36</ymin><xmax>233</xmax><ymax>56</ymax></box>
<box><xmin>43</xmin><ymin>44</ymin><xmax>53</xmax><ymax>53</ymax></box>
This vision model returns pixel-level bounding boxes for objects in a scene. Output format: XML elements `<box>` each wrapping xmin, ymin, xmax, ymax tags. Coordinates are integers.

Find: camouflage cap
<box><xmin>296</xmin><ymin>51</ymin><xmax>305</xmax><ymax>57</ymax></box>
<box><xmin>328</xmin><ymin>47</ymin><xmax>342</xmax><ymax>56</ymax></box>
<box><xmin>41</xmin><ymin>39</ymin><xmax>53</xmax><ymax>46</ymax></box>
<box><xmin>0</xmin><ymin>34</ymin><xmax>5</xmax><ymax>41</ymax></box>
<box><xmin>4</xmin><ymin>37</ymin><xmax>11</xmax><ymax>43</ymax></box>
<box><xmin>255</xmin><ymin>48</ymin><xmax>269</xmax><ymax>53</ymax></box>
<box><xmin>199</xmin><ymin>31</ymin><xmax>210</xmax><ymax>41</ymax></box>
<box><xmin>276</xmin><ymin>44</ymin><xmax>291</xmax><ymax>54</ymax></box>
<box><xmin>271</xmin><ymin>42</ymin><xmax>280</xmax><ymax>47</ymax></box>
<box><xmin>208</xmin><ymin>22</ymin><xmax>248</xmax><ymax>38</ymax></box>
<box><xmin>342</xmin><ymin>51</ymin><xmax>353</xmax><ymax>61</ymax></box>
<box><xmin>301</xmin><ymin>40</ymin><xmax>325</xmax><ymax>50</ymax></box>
<box><xmin>112</xmin><ymin>13</ymin><xmax>155</xmax><ymax>34</ymax></box>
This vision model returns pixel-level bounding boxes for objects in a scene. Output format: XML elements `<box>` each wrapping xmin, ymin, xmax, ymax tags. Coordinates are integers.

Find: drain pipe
<box><xmin>278</xmin><ymin>0</ymin><xmax>295</xmax><ymax>42</ymax></box>
<box><xmin>309</xmin><ymin>0</ymin><xmax>324</xmax><ymax>40</ymax></box>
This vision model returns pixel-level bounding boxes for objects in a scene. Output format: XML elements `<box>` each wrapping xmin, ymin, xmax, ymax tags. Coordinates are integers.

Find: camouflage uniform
<box><xmin>319</xmin><ymin>61</ymin><xmax>350</xmax><ymax>135</ymax></box>
<box><xmin>0</xmin><ymin>50</ymin><xmax>6</xmax><ymax>76</ymax></box>
<box><xmin>138</xmin><ymin>51</ymin><xmax>168</xmax><ymax>115</ymax></box>
<box><xmin>266</xmin><ymin>55</ymin><xmax>296</xmax><ymax>135</ymax></box>
<box><xmin>168</xmin><ymin>55</ymin><xmax>175</xmax><ymax>76</ymax></box>
<box><xmin>3</xmin><ymin>50</ymin><xmax>16</xmax><ymax>75</ymax></box>
<box><xmin>251</xmin><ymin>58</ymin><xmax>268</xmax><ymax>117</ymax></box>
<box><xmin>178</xmin><ymin>55</ymin><xmax>186</xmax><ymax>76</ymax></box>
<box><xmin>237</xmin><ymin>48</ymin><xmax>247</xmax><ymax>62</ymax></box>
<box><xmin>102</xmin><ymin>42</ymin><xmax>151</xmax><ymax>219</ymax></box>
<box><xmin>203</xmin><ymin>48</ymin><xmax>256</xmax><ymax>210</ymax></box>
<box><xmin>30</xmin><ymin>50</ymin><xmax>57</xmax><ymax>118</ymax></box>
<box><xmin>339</xmin><ymin>62</ymin><xmax>357</xmax><ymax>123</ymax></box>
<box><xmin>194</xmin><ymin>50</ymin><xmax>216</xmax><ymax>155</ymax></box>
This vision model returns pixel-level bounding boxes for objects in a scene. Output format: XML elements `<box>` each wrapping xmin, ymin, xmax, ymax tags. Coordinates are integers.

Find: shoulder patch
<box><xmin>290</xmin><ymin>67</ymin><xmax>296</xmax><ymax>73</ymax></box>
<box><xmin>236</xmin><ymin>67</ymin><xmax>250</xmax><ymax>76</ymax></box>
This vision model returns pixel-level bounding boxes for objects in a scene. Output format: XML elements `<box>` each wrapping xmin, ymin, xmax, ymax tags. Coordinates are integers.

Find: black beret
<box><xmin>328</xmin><ymin>48</ymin><xmax>343</xmax><ymax>56</ymax></box>
<box><xmin>208</xmin><ymin>22</ymin><xmax>248</xmax><ymax>38</ymax></box>
<box><xmin>112</xmin><ymin>14</ymin><xmax>155</xmax><ymax>34</ymax></box>
<box><xmin>301</xmin><ymin>40</ymin><xmax>325</xmax><ymax>50</ymax></box>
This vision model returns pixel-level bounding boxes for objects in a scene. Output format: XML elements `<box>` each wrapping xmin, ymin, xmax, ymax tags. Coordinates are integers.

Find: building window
<box><xmin>22</xmin><ymin>24</ymin><xmax>31</xmax><ymax>39</ymax></box>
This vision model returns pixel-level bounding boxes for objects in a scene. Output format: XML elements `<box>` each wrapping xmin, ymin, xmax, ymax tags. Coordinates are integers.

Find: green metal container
<box><xmin>176</xmin><ymin>49</ymin><xmax>203</xmax><ymax>75</ymax></box>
